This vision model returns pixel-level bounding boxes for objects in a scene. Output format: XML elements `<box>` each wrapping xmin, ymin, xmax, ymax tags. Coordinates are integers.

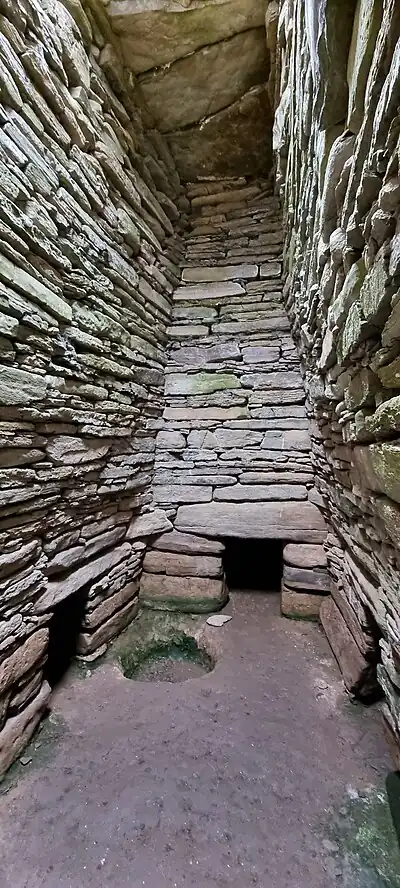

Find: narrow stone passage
<box><xmin>0</xmin><ymin>592</ymin><xmax>391</xmax><ymax>888</ymax></box>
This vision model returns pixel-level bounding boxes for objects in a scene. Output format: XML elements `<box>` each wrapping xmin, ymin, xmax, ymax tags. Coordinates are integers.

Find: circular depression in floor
<box><xmin>120</xmin><ymin>637</ymin><xmax>215</xmax><ymax>683</ymax></box>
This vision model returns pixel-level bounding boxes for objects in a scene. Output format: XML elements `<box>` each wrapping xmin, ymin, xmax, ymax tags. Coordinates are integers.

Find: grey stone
<box><xmin>126</xmin><ymin>510</ymin><xmax>173</xmax><ymax>540</ymax></box>
<box><xmin>175</xmin><ymin>502</ymin><xmax>326</xmax><ymax>541</ymax></box>
<box><xmin>139</xmin><ymin>28</ymin><xmax>269</xmax><ymax>132</ymax></box>
<box><xmin>143</xmin><ymin>550</ymin><xmax>222</xmax><ymax>578</ymax></box>
<box><xmin>152</xmin><ymin>530</ymin><xmax>225</xmax><ymax>555</ymax></box>
<box><xmin>182</xmin><ymin>264</ymin><xmax>258</xmax><ymax>283</ymax></box>
<box><xmin>213</xmin><ymin>484</ymin><xmax>308</xmax><ymax>501</ymax></box>
<box><xmin>140</xmin><ymin>573</ymin><xmax>228</xmax><ymax>614</ymax></box>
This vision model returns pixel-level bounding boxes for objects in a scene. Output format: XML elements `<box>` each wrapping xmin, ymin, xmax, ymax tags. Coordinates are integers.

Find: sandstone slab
<box><xmin>0</xmin><ymin>681</ymin><xmax>51</xmax><ymax>778</ymax></box>
<box><xmin>174</xmin><ymin>282</ymin><xmax>244</xmax><ymax>301</ymax></box>
<box><xmin>78</xmin><ymin>599</ymin><xmax>140</xmax><ymax>655</ymax></box>
<box><xmin>140</xmin><ymin>572</ymin><xmax>228</xmax><ymax>613</ymax></box>
<box><xmin>139</xmin><ymin>28</ymin><xmax>269</xmax><ymax>132</ymax></box>
<box><xmin>110</xmin><ymin>0</ymin><xmax>267</xmax><ymax>73</ymax></box>
<box><xmin>168</xmin><ymin>85</ymin><xmax>272</xmax><ymax>181</ymax></box>
<box><xmin>175</xmin><ymin>502</ymin><xmax>326</xmax><ymax>541</ymax></box>
<box><xmin>281</xmin><ymin>587</ymin><xmax>325</xmax><ymax>621</ymax></box>
<box><xmin>127</xmin><ymin>509</ymin><xmax>173</xmax><ymax>540</ymax></box>
<box><xmin>0</xmin><ymin>630</ymin><xmax>49</xmax><ymax>695</ymax></box>
<box><xmin>182</xmin><ymin>265</ymin><xmax>258</xmax><ymax>283</ymax></box>
<box><xmin>283</xmin><ymin>565</ymin><xmax>330</xmax><ymax>593</ymax></box>
<box><xmin>283</xmin><ymin>544</ymin><xmax>327</xmax><ymax>569</ymax></box>
<box><xmin>152</xmin><ymin>530</ymin><xmax>225</xmax><ymax>555</ymax></box>
<box><xmin>320</xmin><ymin>598</ymin><xmax>379</xmax><ymax>700</ymax></box>
<box><xmin>35</xmin><ymin>545</ymin><xmax>132</xmax><ymax>612</ymax></box>
<box><xmin>143</xmin><ymin>551</ymin><xmax>222</xmax><ymax>578</ymax></box>
<box><xmin>213</xmin><ymin>484</ymin><xmax>308</xmax><ymax>502</ymax></box>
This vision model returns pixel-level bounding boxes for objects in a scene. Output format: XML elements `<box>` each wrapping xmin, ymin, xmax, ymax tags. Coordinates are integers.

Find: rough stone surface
<box><xmin>140</xmin><ymin>573</ymin><xmax>227</xmax><ymax>613</ymax></box>
<box><xmin>276</xmin><ymin>0</ymin><xmax>400</xmax><ymax>756</ymax></box>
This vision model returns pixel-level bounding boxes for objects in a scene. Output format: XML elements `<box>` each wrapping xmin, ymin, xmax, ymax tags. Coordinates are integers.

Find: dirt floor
<box><xmin>0</xmin><ymin>592</ymin><xmax>397</xmax><ymax>888</ymax></box>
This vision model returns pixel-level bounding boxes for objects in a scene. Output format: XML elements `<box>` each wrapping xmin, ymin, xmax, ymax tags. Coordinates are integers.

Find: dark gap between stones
<box><xmin>223</xmin><ymin>538</ymin><xmax>283</xmax><ymax>591</ymax></box>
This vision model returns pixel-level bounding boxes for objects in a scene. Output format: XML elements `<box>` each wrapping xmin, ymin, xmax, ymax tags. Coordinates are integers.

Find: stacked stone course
<box><xmin>0</xmin><ymin>0</ymin><xmax>184</xmax><ymax>775</ymax></box>
<box><xmin>275</xmin><ymin>0</ymin><xmax>400</xmax><ymax>755</ymax></box>
<box><xmin>141</xmin><ymin>179</ymin><xmax>328</xmax><ymax>613</ymax></box>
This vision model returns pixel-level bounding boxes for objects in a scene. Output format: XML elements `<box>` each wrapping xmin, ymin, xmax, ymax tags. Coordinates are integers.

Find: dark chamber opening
<box><xmin>44</xmin><ymin>590</ymin><xmax>87</xmax><ymax>688</ymax></box>
<box><xmin>223</xmin><ymin>539</ymin><xmax>283</xmax><ymax>591</ymax></box>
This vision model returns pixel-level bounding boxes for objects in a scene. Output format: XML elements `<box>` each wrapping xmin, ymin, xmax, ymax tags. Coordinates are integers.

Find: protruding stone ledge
<box><xmin>174</xmin><ymin>501</ymin><xmax>326</xmax><ymax>542</ymax></box>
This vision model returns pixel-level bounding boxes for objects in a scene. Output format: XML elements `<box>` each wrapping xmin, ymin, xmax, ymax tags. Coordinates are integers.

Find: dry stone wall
<box><xmin>275</xmin><ymin>0</ymin><xmax>400</xmax><ymax>759</ymax></box>
<box><xmin>108</xmin><ymin>0</ymin><xmax>274</xmax><ymax>181</ymax></box>
<box><xmin>0</xmin><ymin>0</ymin><xmax>184</xmax><ymax>775</ymax></box>
<box><xmin>141</xmin><ymin>179</ymin><xmax>327</xmax><ymax>614</ymax></box>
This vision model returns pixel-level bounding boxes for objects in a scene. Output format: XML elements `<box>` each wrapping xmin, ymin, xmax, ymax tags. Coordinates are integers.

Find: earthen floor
<box><xmin>0</xmin><ymin>593</ymin><xmax>392</xmax><ymax>888</ymax></box>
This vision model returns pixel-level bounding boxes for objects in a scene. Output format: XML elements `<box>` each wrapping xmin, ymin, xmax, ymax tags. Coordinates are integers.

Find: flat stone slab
<box><xmin>152</xmin><ymin>529</ymin><xmax>225</xmax><ymax>555</ymax></box>
<box><xmin>140</xmin><ymin>573</ymin><xmax>228</xmax><ymax>613</ymax></box>
<box><xmin>143</xmin><ymin>550</ymin><xmax>222</xmax><ymax>578</ymax></box>
<box><xmin>175</xmin><ymin>501</ymin><xmax>326</xmax><ymax>542</ymax></box>
<box><xmin>174</xmin><ymin>282</ymin><xmax>244</xmax><ymax>301</ymax></box>
<box><xmin>283</xmin><ymin>565</ymin><xmax>330</xmax><ymax>592</ymax></box>
<box><xmin>283</xmin><ymin>543</ymin><xmax>327</xmax><ymax>569</ymax></box>
<box><xmin>182</xmin><ymin>265</ymin><xmax>258</xmax><ymax>283</ymax></box>
<box><xmin>206</xmin><ymin>614</ymin><xmax>232</xmax><ymax>627</ymax></box>
<box><xmin>281</xmin><ymin>587</ymin><xmax>325</xmax><ymax>621</ymax></box>
<box><xmin>320</xmin><ymin>598</ymin><xmax>379</xmax><ymax>700</ymax></box>
<box><xmin>165</xmin><ymin>372</ymin><xmax>241</xmax><ymax>396</ymax></box>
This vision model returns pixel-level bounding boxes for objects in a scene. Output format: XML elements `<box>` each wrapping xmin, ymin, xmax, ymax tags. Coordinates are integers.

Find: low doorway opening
<box><xmin>44</xmin><ymin>590</ymin><xmax>87</xmax><ymax>689</ymax></box>
<box><xmin>223</xmin><ymin>539</ymin><xmax>283</xmax><ymax>591</ymax></box>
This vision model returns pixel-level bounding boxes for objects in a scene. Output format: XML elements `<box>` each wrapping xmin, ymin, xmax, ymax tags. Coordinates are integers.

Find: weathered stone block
<box><xmin>78</xmin><ymin>600</ymin><xmax>140</xmax><ymax>655</ymax></box>
<box><xmin>0</xmin><ymin>681</ymin><xmax>51</xmax><ymax>778</ymax></box>
<box><xmin>175</xmin><ymin>501</ymin><xmax>326</xmax><ymax>541</ymax></box>
<box><xmin>281</xmin><ymin>587</ymin><xmax>325</xmax><ymax>621</ymax></box>
<box><xmin>140</xmin><ymin>572</ymin><xmax>228</xmax><ymax>613</ymax></box>
<box><xmin>320</xmin><ymin>598</ymin><xmax>379</xmax><ymax>700</ymax></box>
<box><xmin>127</xmin><ymin>510</ymin><xmax>173</xmax><ymax>540</ymax></box>
<box><xmin>168</xmin><ymin>85</ymin><xmax>272</xmax><ymax>181</ymax></box>
<box><xmin>143</xmin><ymin>550</ymin><xmax>222</xmax><ymax>578</ymax></box>
<box><xmin>139</xmin><ymin>28</ymin><xmax>269</xmax><ymax>132</ymax></box>
<box><xmin>283</xmin><ymin>544</ymin><xmax>327</xmax><ymax>569</ymax></box>
<box><xmin>283</xmin><ymin>565</ymin><xmax>330</xmax><ymax>592</ymax></box>
<box><xmin>152</xmin><ymin>530</ymin><xmax>225</xmax><ymax>556</ymax></box>
<box><xmin>182</xmin><ymin>264</ymin><xmax>258</xmax><ymax>283</ymax></box>
<box><xmin>110</xmin><ymin>0</ymin><xmax>267</xmax><ymax>73</ymax></box>
<box><xmin>0</xmin><ymin>630</ymin><xmax>49</xmax><ymax>696</ymax></box>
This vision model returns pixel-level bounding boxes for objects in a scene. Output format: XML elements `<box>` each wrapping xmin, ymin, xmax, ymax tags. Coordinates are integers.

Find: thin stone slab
<box><xmin>126</xmin><ymin>509</ymin><xmax>173</xmax><ymax>541</ymax></box>
<box><xmin>213</xmin><ymin>484</ymin><xmax>308</xmax><ymax>502</ymax></box>
<box><xmin>152</xmin><ymin>530</ymin><xmax>225</xmax><ymax>555</ymax></box>
<box><xmin>320</xmin><ymin>598</ymin><xmax>380</xmax><ymax>700</ymax></box>
<box><xmin>175</xmin><ymin>501</ymin><xmax>326</xmax><ymax>541</ymax></box>
<box><xmin>283</xmin><ymin>565</ymin><xmax>330</xmax><ymax>592</ymax></box>
<box><xmin>281</xmin><ymin>587</ymin><xmax>325</xmax><ymax>621</ymax></box>
<box><xmin>182</xmin><ymin>265</ymin><xmax>258</xmax><ymax>283</ymax></box>
<box><xmin>174</xmin><ymin>281</ymin><xmax>244</xmax><ymax>301</ymax></box>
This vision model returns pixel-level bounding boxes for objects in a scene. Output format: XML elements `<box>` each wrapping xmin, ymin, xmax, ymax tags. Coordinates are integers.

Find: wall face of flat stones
<box><xmin>275</xmin><ymin>0</ymin><xmax>400</xmax><ymax>759</ymax></box>
<box><xmin>141</xmin><ymin>178</ymin><xmax>327</xmax><ymax>615</ymax></box>
<box><xmin>0</xmin><ymin>0</ymin><xmax>183</xmax><ymax>775</ymax></box>
<box><xmin>108</xmin><ymin>0</ymin><xmax>274</xmax><ymax>181</ymax></box>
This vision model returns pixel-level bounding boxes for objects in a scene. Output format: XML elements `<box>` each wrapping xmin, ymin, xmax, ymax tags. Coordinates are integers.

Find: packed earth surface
<box><xmin>0</xmin><ymin>592</ymin><xmax>396</xmax><ymax>888</ymax></box>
